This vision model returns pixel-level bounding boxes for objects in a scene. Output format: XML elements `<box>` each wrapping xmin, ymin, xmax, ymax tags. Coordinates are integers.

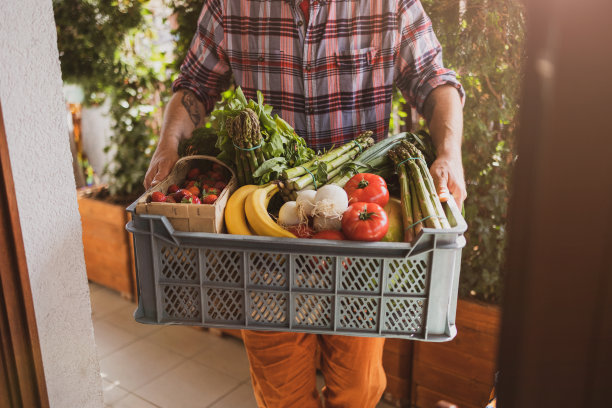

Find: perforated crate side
<box><xmin>127</xmin><ymin>195</ymin><xmax>467</xmax><ymax>341</ymax></box>
<box><xmin>248</xmin><ymin>291</ymin><xmax>289</xmax><ymax>328</ymax></box>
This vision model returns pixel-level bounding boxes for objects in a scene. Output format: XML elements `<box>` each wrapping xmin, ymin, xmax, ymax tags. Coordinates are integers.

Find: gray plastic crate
<box><xmin>126</xmin><ymin>197</ymin><xmax>467</xmax><ymax>342</ymax></box>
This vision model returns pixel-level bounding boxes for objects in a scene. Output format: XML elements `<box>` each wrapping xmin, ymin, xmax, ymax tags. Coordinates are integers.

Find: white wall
<box><xmin>0</xmin><ymin>1</ymin><xmax>102</xmax><ymax>407</ymax></box>
<box><xmin>82</xmin><ymin>101</ymin><xmax>113</xmax><ymax>182</ymax></box>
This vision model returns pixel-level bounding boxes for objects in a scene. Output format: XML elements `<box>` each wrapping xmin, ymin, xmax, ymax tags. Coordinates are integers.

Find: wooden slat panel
<box><xmin>456</xmin><ymin>300</ymin><xmax>500</xmax><ymax>337</ymax></box>
<box><xmin>438</xmin><ymin>324</ymin><xmax>499</xmax><ymax>360</ymax></box>
<box><xmin>414</xmin><ymin>337</ymin><xmax>497</xmax><ymax>385</ymax></box>
<box><xmin>81</xmin><ymin>220</ymin><xmax>132</xmax><ymax>255</ymax></box>
<box><xmin>382</xmin><ymin>348</ymin><xmax>412</xmax><ymax>379</ymax></box>
<box><xmin>77</xmin><ymin>196</ymin><xmax>128</xmax><ymax>223</ymax></box>
<box><xmin>415</xmin><ymin>385</ymin><xmax>482</xmax><ymax>408</ymax></box>
<box><xmin>384</xmin><ymin>373</ymin><xmax>411</xmax><ymax>401</ymax></box>
<box><xmin>413</xmin><ymin>360</ymin><xmax>492</xmax><ymax>407</ymax></box>
<box><xmin>78</xmin><ymin>196</ymin><xmax>134</xmax><ymax>297</ymax></box>
<box><xmin>0</xmin><ymin>101</ymin><xmax>49</xmax><ymax>406</ymax></box>
<box><xmin>384</xmin><ymin>338</ymin><xmax>413</xmax><ymax>355</ymax></box>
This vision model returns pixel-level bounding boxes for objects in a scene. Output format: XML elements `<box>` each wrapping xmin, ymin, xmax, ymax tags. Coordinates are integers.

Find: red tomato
<box><xmin>341</xmin><ymin>202</ymin><xmax>389</xmax><ymax>242</ymax></box>
<box><xmin>344</xmin><ymin>173</ymin><xmax>389</xmax><ymax>207</ymax></box>
<box><xmin>312</xmin><ymin>230</ymin><xmax>345</xmax><ymax>240</ymax></box>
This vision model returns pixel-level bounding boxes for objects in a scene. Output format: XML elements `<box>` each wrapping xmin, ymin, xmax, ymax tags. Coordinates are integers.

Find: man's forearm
<box><xmin>144</xmin><ymin>89</ymin><xmax>206</xmax><ymax>188</ymax></box>
<box><xmin>422</xmin><ymin>84</ymin><xmax>467</xmax><ymax>206</ymax></box>
<box><xmin>423</xmin><ymin>85</ymin><xmax>463</xmax><ymax>159</ymax></box>
<box><xmin>159</xmin><ymin>89</ymin><xmax>207</xmax><ymax>150</ymax></box>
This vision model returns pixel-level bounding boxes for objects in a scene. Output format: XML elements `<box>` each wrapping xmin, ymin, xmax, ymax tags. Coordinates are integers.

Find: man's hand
<box><xmin>422</xmin><ymin>85</ymin><xmax>465</xmax><ymax>209</ymax></box>
<box><xmin>143</xmin><ymin>89</ymin><xmax>206</xmax><ymax>190</ymax></box>
<box><xmin>144</xmin><ymin>141</ymin><xmax>179</xmax><ymax>189</ymax></box>
<box><xmin>429</xmin><ymin>153</ymin><xmax>467</xmax><ymax>209</ymax></box>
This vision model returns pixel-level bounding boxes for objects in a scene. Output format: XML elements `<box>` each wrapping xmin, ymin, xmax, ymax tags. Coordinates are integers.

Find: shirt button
<box><xmin>305</xmin><ymin>64</ymin><xmax>312</xmax><ymax>71</ymax></box>
<box><xmin>308</xmin><ymin>107</ymin><xmax>314</xmax><ymax>115</ymax></box>
<box><xmin>297</xmin><ymin>20</ymin><xmax>303</xmax><ymax>27</ymax></box>
<box><xmin>258</xmin><ymin>55</ymin><xmax>264</xmax><ymax>62</ymax></box>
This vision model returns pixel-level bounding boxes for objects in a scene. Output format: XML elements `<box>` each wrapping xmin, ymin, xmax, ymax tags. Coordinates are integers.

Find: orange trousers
<box><xmin>241</xmin><ymin>330</ymin><xmax>386</xmax><ymax>408</ymax></box>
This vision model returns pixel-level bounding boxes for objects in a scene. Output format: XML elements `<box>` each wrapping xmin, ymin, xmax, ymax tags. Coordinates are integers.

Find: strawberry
<box><xmin>207</xmin><ymin>170</ymin><xmax>223</xmax><ymax>181</ymax></box>
<box><xmin>187</xmin><ymin>168</ymin><xmax>201</xmax><ymax>180</ymax></box>
<box><xmin>150</xmin><ymin>191</ymin><xmax>166</xmax><ymax>203</ymax></box>
<box><xmin>207</xmin><ymin>187</ymin><xmax>220</xmax><ymax>196</ymax></box>
<box><xmin>201</xmin><ymin>194</ymin><xmax>218</xmax><ymax>204</ymax></box>
<box><xmin>182</xmin><ymin>195</ymin><xmax>201</xmax><ymax>204</ymax></box>
<box><xmin>212</xmin><ymin>163</ymin><xmax>224</xmax><ymax>173</ymax></box>
<box><xmin>187</xmin><ymin>186</ymin><xmax>201</xmax><ymax>197</ymax></box>
<box><xmin>213</xmin><ymin>181</ymin><xmax>227</xmax><ymax>191</ymax></box>
<box><xmin>185</xmin><ymin>180</ymin><xmax>197</xmax><ymax>189</ymax></box>
<box><xmin>165</xmin><ymin>195</ymin><xmax>177</xmax><ymax>203</ymax></box>
<box><xmin>167</xmin><ymin>184</ymin><xmax>180</xmax><ymax>194</ymax></box>
<box><xmin>173</xmin><ymin>189</ymin><xmax>192</xmax><ymax>202</ymax></box>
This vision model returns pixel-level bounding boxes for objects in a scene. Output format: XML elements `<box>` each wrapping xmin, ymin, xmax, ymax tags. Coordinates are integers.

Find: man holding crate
<box><xmin>145</xmin><ymin>1</ymin><xmax>465</xmax><ymax>406</ymax></box>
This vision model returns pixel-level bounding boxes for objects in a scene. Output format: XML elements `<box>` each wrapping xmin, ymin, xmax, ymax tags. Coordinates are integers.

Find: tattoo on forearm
<box><xmin>181</xmin><ymin>90</ymin><xmax>202</xmax><ymax>126</ymax></box>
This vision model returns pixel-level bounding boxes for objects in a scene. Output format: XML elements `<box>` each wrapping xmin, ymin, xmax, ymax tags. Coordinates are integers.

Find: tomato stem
<box><xmin>357</xmin><ymin>179</ymin><xmax>369</xmax><ymax>189</ymax></box>
<box><xmin>359</xmin><ymin>205</ymin><xmax>379</xmax><ymax>221</ymax></box>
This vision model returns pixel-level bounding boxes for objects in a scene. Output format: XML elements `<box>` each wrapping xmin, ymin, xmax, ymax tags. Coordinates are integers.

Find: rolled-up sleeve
<box><xmin>394</xmin><ymin>0</ymin><xmax>465</xmax><ymax>114</ymax></box>
<box><xmin>172</xmin><ymin>0</ymin><xmax>231</xmax><ymax>113</ymax></box>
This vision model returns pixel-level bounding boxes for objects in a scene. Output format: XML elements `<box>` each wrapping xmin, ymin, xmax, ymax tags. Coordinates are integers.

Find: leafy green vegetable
<box><xmin>210</xmin><ymin>87</ymin><xmax>314</xmax><ymax>185</ymax></box>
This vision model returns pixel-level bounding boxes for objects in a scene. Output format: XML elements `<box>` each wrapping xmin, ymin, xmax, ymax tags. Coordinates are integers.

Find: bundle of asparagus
<box><xmin>228</xmin><ymin>108</ymin><xmax>266</xmax><ymax>185</ymax></box>
<box><xmin>388</xmin><ymin>140</ymin><xmax>450</xmax><ymax>242</ymax></box>
<box><xmin>279</xmin><ymin>132</ymin><xmax>375</xmax><ymax>201</ymax></box>
<box><xmin>214</xmin><ymin>87</ymin><xmax>315</xmax><ymax>186</ymax></box>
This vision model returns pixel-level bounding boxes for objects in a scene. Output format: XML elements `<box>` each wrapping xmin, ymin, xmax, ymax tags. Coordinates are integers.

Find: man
<box><xmin>145</xmin><ymin>1</ymin><xmax>466</xmax><ymax>406</ymax></box>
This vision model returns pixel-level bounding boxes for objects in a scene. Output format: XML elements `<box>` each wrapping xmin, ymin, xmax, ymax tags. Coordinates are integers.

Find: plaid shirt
<box><xmin>173</xmin><ymin>0</ymin><xmax>464</xmax><ymax>151</ymax></box>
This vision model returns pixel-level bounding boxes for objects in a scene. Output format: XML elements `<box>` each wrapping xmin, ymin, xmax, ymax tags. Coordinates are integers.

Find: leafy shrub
<box><xmin>421</xmin><ymin>0</ymin><xmax>525</xmax><ymax>303</ymax></box>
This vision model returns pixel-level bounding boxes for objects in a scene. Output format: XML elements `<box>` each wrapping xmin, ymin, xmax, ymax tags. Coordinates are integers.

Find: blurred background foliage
<box><xmin>54</xmin><ymin>0</ymin><xmax>172</xmax><ymax>199</ymax></box>
<box><xmin>420</xmin><ymin>0</ymin><xmax>525</xmax><ymax>303</ymax></box>
<box><xmin>54</xmin><ymin>0</ymin><xmax>524</xmax><ymax>303</ymax></box>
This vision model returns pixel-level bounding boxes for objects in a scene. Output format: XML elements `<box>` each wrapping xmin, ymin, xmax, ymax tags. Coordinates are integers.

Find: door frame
<box><xmin>0</xmin><ymin>100</ymin><xmax>49</xmax><ymax>407</ymax></box>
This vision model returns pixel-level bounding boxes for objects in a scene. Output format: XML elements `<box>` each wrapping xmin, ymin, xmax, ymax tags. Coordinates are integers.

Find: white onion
<box><xmin>296</xmin><ymin>190</ymin><xmax>317</xmax><ymax>220</ymax></box>
<box><xmin>313</xmin><ymin>213</ymin><xmax>343</xmax><ymax>231</ymax></box>
<box><xmin>311</xmin><ymin>185</ymin><xmax>348</xmax><ymax>231</ymax></box>
<box><xmin>313</xmin><ymin>185</ymin><xmax>348</xmax><ymax>214</ymax></box>
<box><xmin>278</xmin><ymin>201</ymin><xmax>301</xmax><ymax>226</ymax></box>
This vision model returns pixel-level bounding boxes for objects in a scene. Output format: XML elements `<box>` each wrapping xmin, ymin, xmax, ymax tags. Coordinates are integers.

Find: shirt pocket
<box><xmin>334</xmin><ymin>47</ymin><xmax>384</xmax><ymax>103</ymax></box>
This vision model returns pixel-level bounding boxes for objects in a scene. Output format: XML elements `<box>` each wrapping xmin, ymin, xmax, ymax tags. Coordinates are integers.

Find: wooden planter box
<box><xmin>78</xmin><ymin>191</ymin><xmax>136</xmax><ymax>299</ymax></box>
<box><xmin>382</xmin><ymin>338</ymin><xmax>414</xmax><ymax>407</ymax></box>
<box><xmin>411</xmin><ymin>299</ymin><xmax>501</xmax><ymax>408</ymax></box>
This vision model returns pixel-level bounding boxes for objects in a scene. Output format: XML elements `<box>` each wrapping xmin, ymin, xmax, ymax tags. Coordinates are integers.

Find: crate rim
<box><xmin>126</xmin><ymin>191</ymin><xmax>467</xmax><ymax>259</ymax></box>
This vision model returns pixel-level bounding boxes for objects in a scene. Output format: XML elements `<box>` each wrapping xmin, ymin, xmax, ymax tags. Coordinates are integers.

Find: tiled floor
<box><xmin>90</xmin><ymin>283</ymin><xmax>394</xmax><ymax>408</ymax></box>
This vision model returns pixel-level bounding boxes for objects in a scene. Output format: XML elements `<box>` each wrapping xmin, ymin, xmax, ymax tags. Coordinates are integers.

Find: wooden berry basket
<box><xmin>134</xmin><ymin>155</ymin><xmax>237</xmax><ymax>233</ymax></box>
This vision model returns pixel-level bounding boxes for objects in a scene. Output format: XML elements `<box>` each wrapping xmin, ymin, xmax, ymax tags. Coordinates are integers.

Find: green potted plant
<box><xmin>55</xmin><ymin>0</ymin><xmax>171</xmax><ymax>298</ymax></box>
<box><xmin>403</xmin><ymin>1</ymin><xmax>525</xmax><ymax>407</ymax></box>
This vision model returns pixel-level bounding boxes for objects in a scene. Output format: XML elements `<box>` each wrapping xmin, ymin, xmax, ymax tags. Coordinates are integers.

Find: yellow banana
<box><xmin>225</xmin><ymin>184</ymin><xmax>259</xmax><ymax>235</ymax></box>
<box><xmin>245</xmin><ymin>184</ymin><xmax>297</xmax><ymax>238</ymax></box>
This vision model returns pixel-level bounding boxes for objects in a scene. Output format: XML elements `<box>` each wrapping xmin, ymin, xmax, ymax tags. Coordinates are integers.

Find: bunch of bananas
<box><xmin>224</xmin><ymin>184</ymin><xmax>297</xmax><ymax>238</ymax></box>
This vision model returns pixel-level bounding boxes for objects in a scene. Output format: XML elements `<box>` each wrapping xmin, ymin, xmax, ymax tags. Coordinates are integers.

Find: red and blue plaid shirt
<box><xmin>173</xmin><ymin>0</ymin><xmax>464</xmax><ymax>151</ymax></box>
